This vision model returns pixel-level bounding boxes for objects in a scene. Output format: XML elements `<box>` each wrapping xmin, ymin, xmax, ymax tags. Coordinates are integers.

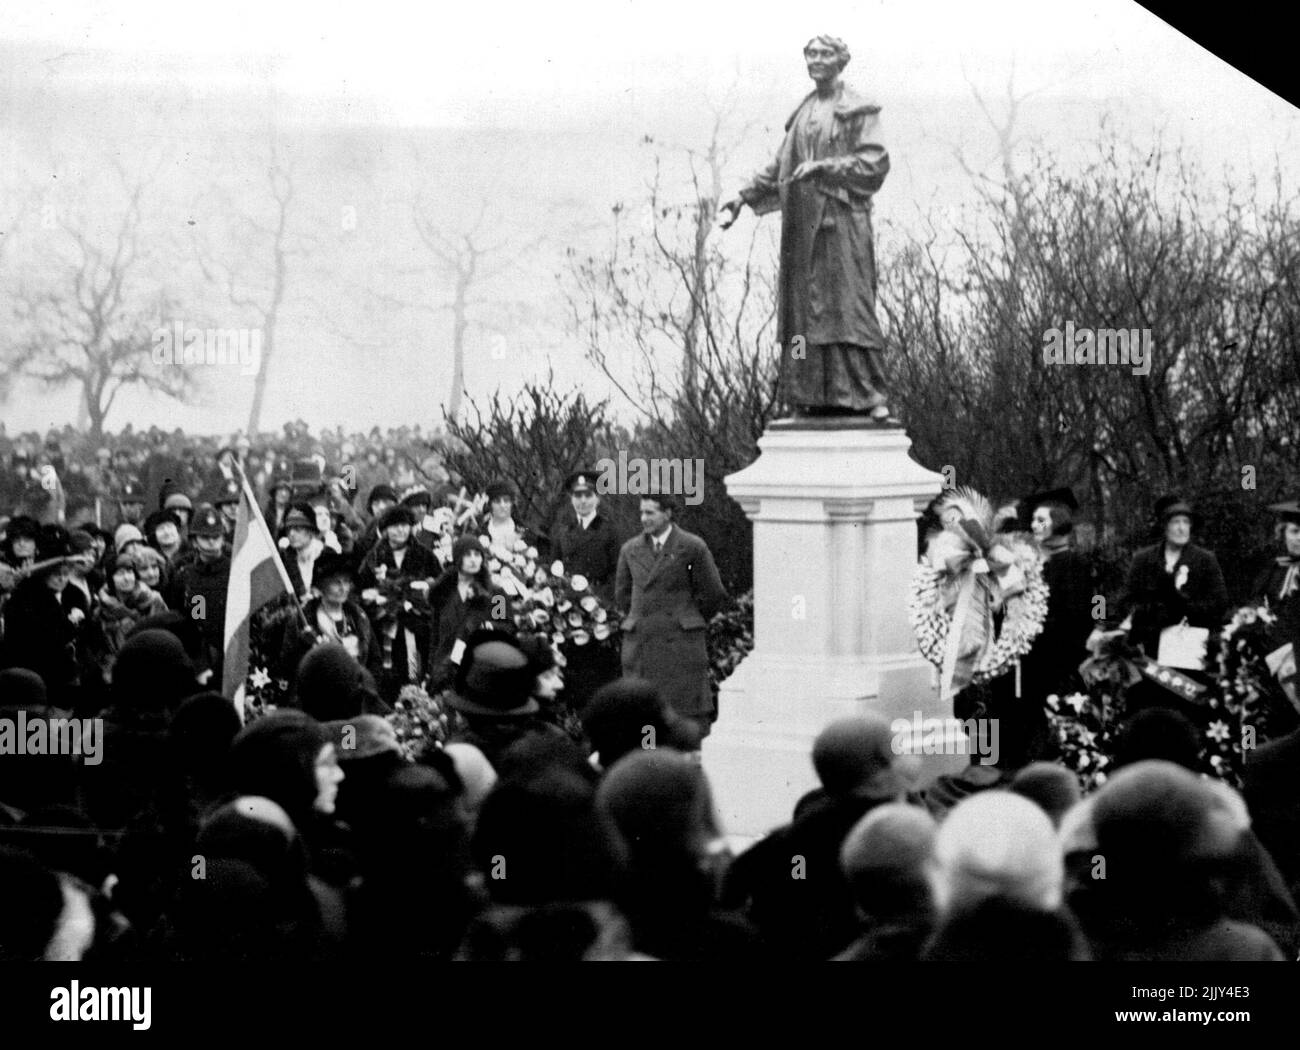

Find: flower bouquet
<box><xmin>503</xmin><ymin>557</ymin><xmax>622</xmax><ymax>652</ymax></box>
<box><xmin>909</xmin><ymin>487</ymin><xmax>1049</xmax><ymax>699</ymax></box>
<box><xmin>386</xmin><ymin>683</ymin><xmax>453</xmax><ymax>761</ymax></box>
<box><xmin>1046</xmin><ymin>690</ymin><xmax>1122</xmax><ymax>793</ymax></box>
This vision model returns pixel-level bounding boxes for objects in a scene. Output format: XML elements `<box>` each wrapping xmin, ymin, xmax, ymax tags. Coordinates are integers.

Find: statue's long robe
<box><xmin>740</xmin><ymin>82</ymin><xmax>890</xmax><ymax>410</ymax></box>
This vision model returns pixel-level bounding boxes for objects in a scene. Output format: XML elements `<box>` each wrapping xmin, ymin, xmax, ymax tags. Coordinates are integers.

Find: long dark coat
<box><xmin>0</xmin><ymin>577</ymin><xmax>83</xmax><ymax>706</ymax></box>
<box><xmin>615</xmin><ymin>526</ymin><xmax>726</xmax><ymax>722</ymax></box>
<box><xmin>1251</xmin><ymin>558</ymin><xmax>1300</xmax><ymax>647</ymax></box>
<box><xmin>550</xmin><ymin>511</ymin><xmax>621</xmax><ymax>602</ymax></box>
<box><xmin>165</xmin><ymin>553</ymin><xmax>231</xmax><ymax>675</ymax></box>
<box><xmin>739</xmin><ymin>81</ymin><xmax>890</xmax><ymax>356</ymax></box>
<box><xmin>426</xmin><ymin>569</ymin><xmax>505</xmax><ymax>692</ymax></box>
<box><xmin>1021</xmin><ymin>547</ymin><xmax>1095</xmax><ymax>701</ymax></box>
<box><xmin>1118</xmin><ymin>542</ymin><xmax>1228</xmax><ymax>659</ymax></box>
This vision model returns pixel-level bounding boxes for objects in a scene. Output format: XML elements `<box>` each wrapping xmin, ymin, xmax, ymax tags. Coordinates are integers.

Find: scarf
<box><xmin>1276</xmin><ymin>556</ymin><xmax>1300</xmax><ymax>601</ymax></box>
<box><xmin>1039</xmin><ymin>534</ymin><xmax>1071</xmax><ymax>559</ymax></box>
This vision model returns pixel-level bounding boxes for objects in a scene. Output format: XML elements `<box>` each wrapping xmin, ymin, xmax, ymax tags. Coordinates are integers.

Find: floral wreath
<box><xmin>908</xmin><ymin>487</ymin><xmax>1049</xmax><ymax>696</ymax></box>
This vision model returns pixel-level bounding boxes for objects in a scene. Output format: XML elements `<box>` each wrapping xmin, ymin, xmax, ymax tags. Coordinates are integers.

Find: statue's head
<box><xmin>803</xmin><ymin>35</ymin><xmax>850</xmax><ymax>80</ymax></box>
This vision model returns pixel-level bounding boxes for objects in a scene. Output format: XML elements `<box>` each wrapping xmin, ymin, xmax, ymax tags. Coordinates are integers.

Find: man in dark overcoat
<box><xmin>615</xmin><ymin>495</ymin><xmax>727</xmax><ymax>737</ymax></box>
<box><xmin>551</xmin><ymin>470</ymin><xmax>622</xmax><ymax>712</ymax></box>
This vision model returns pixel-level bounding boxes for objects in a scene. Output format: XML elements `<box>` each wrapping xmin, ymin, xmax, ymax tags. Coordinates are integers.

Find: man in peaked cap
<box><xmin>164</xmin><ymin>504</ymin><xmax>231</xmax><ymax>681</ymax></box>
<box><xmin>550</xmin><ymin>469</ymin><xmax>624</xmax><ymax>712</ymax></box>
<box><xmin>200</xmin><ymin>476</ymin><xmax>243</xmax><ymax>542</ymax></box>
<box><xmin>115</xmin><ymin>477</ymin><xmax>147</xmax><ymax>528</ymax></box>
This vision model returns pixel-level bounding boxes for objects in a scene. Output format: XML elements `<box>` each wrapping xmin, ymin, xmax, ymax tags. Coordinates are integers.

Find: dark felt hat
<box><xmin>400</xmin><ymin>486</ymin><xmax>432</xmax><ymax>509</ymax></box>
<box><xmin>282</xmin><ymin>506</ymin><xmax>318</xmax><ymax>533</ymax></box>
<box><xmin>1154</xmin><ymin>494</ymin><xmax>1198</xmax><ymax>525</ymax></box>
<box><xmin>312</xmin><ymin>550</ymin><xmax>354</xmax><ymax>585</ymax></box>
<box><xmin>485</xmin><ymin>480</ymin><xmax>515</xmax><ymax>502</ymax></box>
<box><xmin>447</xmin><ymin>629</ymin><xmax>539</xmax><ymax>717</ymax></box>
<box><xmin>367</xmin><ymin>483</ymin><xmax>398</xmax><ymax>510</ymax></box>
<box><xmin>378</xmin><ymin>504</ymin><xmax>416</xmax><ymax>531</ymax></box>
<box><xmin>5</xmin><ymin>515</ymin><xmax>42</xmax><ymax>542</ymax></box>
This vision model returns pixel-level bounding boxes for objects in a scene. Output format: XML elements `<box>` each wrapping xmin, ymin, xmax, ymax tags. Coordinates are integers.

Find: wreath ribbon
<box><xmin>937</xmin><ymin>520</ymin><xmax>1029</xmax><ymax>700</ymax></box>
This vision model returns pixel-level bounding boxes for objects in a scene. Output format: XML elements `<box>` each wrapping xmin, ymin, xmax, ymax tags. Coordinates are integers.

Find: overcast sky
<box><xmin>3</xmin><ymin>0</ymin><xmax>1297</xmax><ymax>436</ymax></box>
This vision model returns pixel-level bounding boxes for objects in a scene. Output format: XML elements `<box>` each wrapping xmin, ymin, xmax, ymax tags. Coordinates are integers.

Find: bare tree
<box><xmin>4</xmin><ymin>164</ymin><xmax>193</xmax><ymax>440</ymax></box>
<box><xmin>191</xmin><ymin>137</ymin><xmax>304</xmax><ymax>437</ymax></box>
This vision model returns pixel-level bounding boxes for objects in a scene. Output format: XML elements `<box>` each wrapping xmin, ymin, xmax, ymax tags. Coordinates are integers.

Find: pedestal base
<box><xmin>701</xmin><ymin>425</ymin><xmax>963</xmax><ymax>841</ymax></box>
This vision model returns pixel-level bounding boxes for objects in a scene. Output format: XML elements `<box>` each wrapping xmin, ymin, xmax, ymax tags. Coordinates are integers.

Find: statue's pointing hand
<box><xmin>717</xmin><ymin>198</ymin><xmax>743</xmax><ymax>231</ymax></box>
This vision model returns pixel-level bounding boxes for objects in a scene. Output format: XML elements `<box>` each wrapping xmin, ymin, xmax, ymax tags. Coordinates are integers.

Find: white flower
<box><xmin>479</xmin><ymin>534</ymin><xmax>491</xmax><ymax>548</ymax></box>
<box><xmin>593</xmin><ymin>622</ymin><xmax>610</xmax><ymax>641</ymax></box>
<box><xmin>488</xmin><ymin>558</ymin><xmax>502</xmax><ymax>572</ymax></box>
<box><xmin>580</xmin><ymin>595</ymin><xmax>599</xmax><ymax>612</ymax></box>
<box><xmin>568</xmin><ymin>611</ymin><xmax>584</xmax><ymax>627</ymax></box>
<box><xmin>572</xmin><ymin>629</ymin><xmax>590</xmax><ymax>646</ymax></box>
<box><xmin>531</xmin><ymin>609</ymin><xmax>551</xmax><ymax>627</ymax></box>
<box><xmin>526</xmin><ymin>546</ymin><xmax>539</xmax><ymax>560</ymax></box>
<box><xmin>513</xmin><ymin>539</ymin><xmax>527</xmax><ymax>552</ymax></box>
<box><xmin>534</xmin><ymin>587</ymin><xmax>555</xmax><ymax>607</ymax></box>
<box><xmin>550</xmin><ymin>560</ymin><xmax>565</xmax><ymax>577</ymax></box>
<box><xmin>592</xmin><ymin>607</ymin><xmax>608</xmax><ymax>624</ymax></box>
<box><xmin>534</xmin><ymin>569</ymin><xmax>549</xmax><ymax>586</ymax></box>
<box><xmin>570</xmin><ymin>574</ymin><xmax>589</xmax><ymax>592</ymax></box>
<box><xmin>1206</xmin><ymin>720</ymin><xmax>1231</xmax><ymax>743</ymax></box>
<box><xmin>557</xmin><ymin>599</ymin><xmax>572</xmax><ymax>613</ymax></box>
<box><xmin>250</xmin><ymin>667</ymin><xmax>272</xmax><ymax>690</ymax></box>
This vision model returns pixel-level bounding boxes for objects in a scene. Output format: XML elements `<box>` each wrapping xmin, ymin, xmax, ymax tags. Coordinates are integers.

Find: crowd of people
<box><xmin>1</xmin><ymin>428</ymin><xmax>1300</xmax><ymax>962</ymax></box>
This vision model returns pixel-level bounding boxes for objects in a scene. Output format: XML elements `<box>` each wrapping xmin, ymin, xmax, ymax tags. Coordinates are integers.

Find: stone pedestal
<box><xmin>702</xmin><ymin>424</ymin><xmax>963</xmax><ymax>841</ymax></box>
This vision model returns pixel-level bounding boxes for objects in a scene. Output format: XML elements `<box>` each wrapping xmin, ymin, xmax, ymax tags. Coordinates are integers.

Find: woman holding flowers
<box><xmin>427</xmin><ymin>536</ymin><xmax>506</xmax><ymax>692</ymax></box>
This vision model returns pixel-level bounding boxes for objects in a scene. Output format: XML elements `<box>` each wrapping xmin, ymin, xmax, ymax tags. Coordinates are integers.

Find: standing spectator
<box><xmin>1118</xmin><ymin>495</ymin><xmax>1228</xmax><ymax>660</ymax></box>
<box><xmin>481</xmin><ymin>480</ymin><xmax>531</xmax><ymax>557</ymax></box>
<box><xmin>596</xmin><ymin>748</ymin><xmax>755</xmax><ymax>960</ymax></box>
<box><xmin>444</xmin><ymin>630</ymin><xmax>571</xmax><ymax>768</ymax></box>
<box><xmin>1023</xmin><ymin>488</ymin><xmax>1095</xmax><ymax>698</ymax></box>
<box><xmin>1252</xmin><ymin>497</ymin><xmax>1300</xmax><ymax>644</ymax></box>
<box><xmin>165</xmin><ymin>505</ymin><xmax>230</xmax><ymax>680</ymax></box>
<box><xmin>1076</xmin><ymin>761</ymin><xmax>1284</xmax><ymax>961</ymax></box>
<box><xmin>724</xmin><ymin>716</ymin><xmax>913</xmax><ymax>959</ymax></box>
<box><xmin>87</xmin><ymin>554</ymin><xmax>169</xmax><ymax>686</ymax></box>
<box><xmin>143</xmin><ymin>509</ymin><xmax>187</xmax><ymax>568</ymax></box>
<box><xmin>615</xmin><ymin>494</ymin><xmax>727</xmax><ymax>738</ymax></box>
<box><xmin>279</xmin><ymin>552</ymin><xmax>379</xmax><ymax>681</ymax></box>
<box><xmin>264</xmin><ymin>475</ymin><xmax>294</xmax><ymax>536</ymax></box>
<box><xmin>834</xmin><ymin>804</ymin><xmax>939</xmax><ymax>961</ymax></box>
<box><xmin>357</xmin><ymin>505</ymin><xmax>439</xmax><ymax>699</ymax></box>
<box><xmin>0</xmin><ymin>534</ymin><xmax>83</xmax><ymax>708</ymax></box>
<box><xmin>280</xmin><ymin>505</ymin><xmax>327</xmax><ymax>601</ymax></box>
<box><xmin>353</xmin><ymin>484</ymin><xmax>397</xmax><ymax>561</ymax></box>
<box><xmin>427</xmin><ymin>537</ymin><xmax>503</xmax><ymax>692</ymax></box>
<box><xmin>113</xmin><ymin>478</ymin><xmax>147</xmax><ymax>531</ymax></box>
<box><xmin>550</xmin><ymin>470</ymin><xmax>623</xmax><ymax>712</ymax></box>
<box><xmin>399</xmin><ymin>486</ymin><xmax>440</xmax><ymax>554</ymax></box>
<box><xmin>2</xmin><ymin>515</ymin><xmax>42</xmax><ymax>573</ymax></box>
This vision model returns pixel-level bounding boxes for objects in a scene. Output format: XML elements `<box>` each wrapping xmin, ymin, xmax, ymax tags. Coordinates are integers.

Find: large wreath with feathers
<box><xmin>908</xmin><ymin>487</ymin><xmax>1050</xmax><ymax>697</ymax></box>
